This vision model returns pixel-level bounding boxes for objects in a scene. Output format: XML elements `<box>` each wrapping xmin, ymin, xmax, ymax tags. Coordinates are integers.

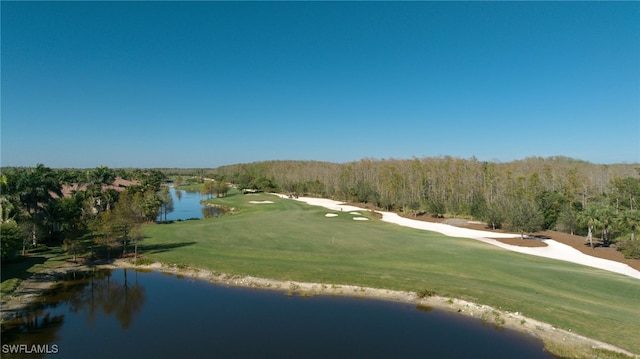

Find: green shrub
<box><xmin>616</xmin><ymin>240</ymin><xmax>640</xmax><ymax>259</ymax></box>
<box><xmin>416</xmin><ymin>288</ymin><xmax>436</xmax><ymax>298</ymax></box>
<box><xmin>134</xmin><ymin>257</ymin><xmax>154</xmax><ymax>266</ymax></box>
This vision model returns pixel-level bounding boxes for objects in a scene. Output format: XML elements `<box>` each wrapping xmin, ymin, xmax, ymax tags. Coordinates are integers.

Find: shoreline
<box><xmin>2</xmin><ymin>259</ymin><xmax>638</xmax><ymax>358</ymax></box>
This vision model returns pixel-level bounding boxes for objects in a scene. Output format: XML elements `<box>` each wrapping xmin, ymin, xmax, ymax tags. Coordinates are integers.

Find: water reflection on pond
<box><xmin>1</xmin><ymin>269</ymin><xmax>145</xmax><ymax>359</ymax></box>
<box><xmin>159</xmin><ymin>187</ymin><xmax>227</xmax><ymax>221</ymax></box>
<box><xmin>1</xmin><ymin>269</ymin><xmax>553</xmax><ymax>359</ymax></box>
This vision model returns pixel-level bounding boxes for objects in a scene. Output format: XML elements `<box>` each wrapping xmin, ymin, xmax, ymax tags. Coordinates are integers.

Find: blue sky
<box><xmin>2</xmin><ymin>1</ymin><xmax>639</xmax><ymax>168</ymax></box>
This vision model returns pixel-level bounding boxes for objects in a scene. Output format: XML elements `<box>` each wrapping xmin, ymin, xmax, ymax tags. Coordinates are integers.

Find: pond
<box><xmin>1</xmin><ymin>269</ymin><xmax>554</xmax><ymax>359</ymax></box>
<box><xmin>157</xmin><ymin>187</ymin><xmax>227</xmax><ymax>221</ymax></box>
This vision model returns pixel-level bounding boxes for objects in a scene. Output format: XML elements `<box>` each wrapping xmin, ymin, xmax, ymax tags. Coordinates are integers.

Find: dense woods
<box><xmin>210</xmin><ymin>156</ymin><xmax>640</xmax><ymax>256</ymax></box>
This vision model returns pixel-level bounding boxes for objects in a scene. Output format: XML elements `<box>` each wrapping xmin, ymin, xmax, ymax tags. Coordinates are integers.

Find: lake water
<box><xmin>1</xmin><ymin>269</ymin><xmax>553</xmax><ymax>359</ymax></box>
<box><xmin>158</xmin><ymin>187</ymin><xmax>226</xmax><ymax>221</ymax></box>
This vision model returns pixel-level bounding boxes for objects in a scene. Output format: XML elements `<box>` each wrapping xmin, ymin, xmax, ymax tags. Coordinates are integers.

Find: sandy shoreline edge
<box><xmin>2</xmin><ymin>259</ymin><xmax>638</xmax><ymax>358</ymax></box>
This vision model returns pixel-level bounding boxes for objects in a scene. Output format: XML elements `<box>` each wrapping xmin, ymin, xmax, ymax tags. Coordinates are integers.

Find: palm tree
<box><xmin>13</xmin><ymin>165</ymin><xmax>61</xmax><ymax>212</ymax></box>
<box><xmin>84</xmin><ymin>166</ymin><xmax>117</xmax><ymax>214</ymax></box>
<box><xmin>597</xmin><ymin>206</ymin><xmax>616</xmax><ymax>247</ymax></box>
<box><xmin>86</xmin><ymin>166</ymin><xmax>116</xmax><ymax>190</ymax></box>
<box><xmin>13</xmin><ymin>165</ymin><xmax>63</xmax><ymax>250</ymax></box>
<box><xmin>0</xmin><ymin>173</ymin><xmax>19</xmax><ymax>223</ymax></box>
<box><xmin>623</xmin><ymin>209</ymin><xmax>640</xmax><ymax>241</ymax></box>
<box><xmin>579</xmin><ymin>205</ymin><xmax>600</xmax><ymax>249</ymax></box>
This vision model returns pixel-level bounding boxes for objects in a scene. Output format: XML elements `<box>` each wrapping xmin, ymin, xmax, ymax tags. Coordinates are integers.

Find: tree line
<box><xmin>2</xmin><ymin>157</ymin><xmax>638</xmax><ymax>261</ymax></box>
<box><xmin>0</xmin><ymin>165</ymin><xmax>170</xmax><ymax>261</ymax></box>
<box><xmin>211</xmin><ymin>156</ymin><xmax>640</xmax><ymax>257</ymax></box>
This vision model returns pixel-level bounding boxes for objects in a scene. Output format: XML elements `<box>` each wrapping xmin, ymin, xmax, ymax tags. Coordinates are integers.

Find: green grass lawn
<box><xmin>142</xmin><ymin>191</ymin><xmax>640</xmax><ymax>354</ymax></box>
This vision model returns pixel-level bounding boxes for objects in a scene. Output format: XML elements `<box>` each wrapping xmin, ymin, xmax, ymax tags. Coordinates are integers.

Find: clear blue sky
<box><xmin>2</xmin><ymin>1</ymin><xmax>639</xmax><ymax>168</ymax></box>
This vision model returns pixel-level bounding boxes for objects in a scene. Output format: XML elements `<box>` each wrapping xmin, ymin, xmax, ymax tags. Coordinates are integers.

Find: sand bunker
<box><xmin>349</xmin><ymin>212</ymin><xmax>361</xmax><ymax>215</ymax></box>
<box><xmin>353</xmin><ymin>217</ymin><xmax>369</xmax><ymax>221</ymax></box>
<box><xmin>249</xmin><ymin>201</ymin><xmax>274</xmax><ymax>204</ymax></box>
<box><xmin>325</xmin><ymin>213</ymin><xmax>338</xmax><ymax>217</ymax></box>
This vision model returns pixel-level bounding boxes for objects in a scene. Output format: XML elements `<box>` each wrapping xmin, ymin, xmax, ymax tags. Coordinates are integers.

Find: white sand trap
<box><xmin>286</xmin><ymin>195</ymin><xmax>640</xmax><ymax>280</ymax></box>
<box><xmin>325</xmin><ymin>213</ymin><xmax>338</xmax><ymax>217</ymax></box>
<box><xmin>249</xmin><ymin>200</ymin><xmax>274</xmax><ymax>204</ymax></box>
<box><xmin>349</xmin><ymin>212</ymin><xmax>361</xmax><ymax>215</ymax></box>
<box><xmin>353</xmin><ymin>217</ymin><xmax>369</xmax><ymax>221</ymax></box>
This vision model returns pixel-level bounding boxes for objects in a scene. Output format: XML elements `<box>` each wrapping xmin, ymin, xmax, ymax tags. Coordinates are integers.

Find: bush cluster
<box><xmin>616</xmin><ymin>240</ymin><xmax>640</xmax><ymax>259</ymax></box>
<box><xmin>416</xmin><ymin>288</ymin><xmax>436</xmax><ymax>298</ymax></box>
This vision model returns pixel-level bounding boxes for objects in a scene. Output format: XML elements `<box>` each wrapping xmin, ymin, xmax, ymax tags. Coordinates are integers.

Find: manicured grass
<box><xmin>142</xmin><ymin>191</ymin><xmax>640</xmax><ymax>354</ymax></box>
